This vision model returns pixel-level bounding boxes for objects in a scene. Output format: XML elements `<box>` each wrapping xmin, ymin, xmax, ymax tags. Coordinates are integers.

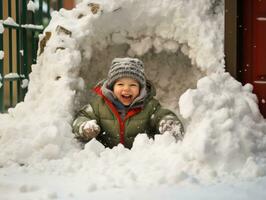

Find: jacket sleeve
<box><xmin>72</xmin><ymin>103</ymin><xmax>99</xmax><ymax>140</ymax></box>
<box><xmin>150</xmin><ymin>102</ymin><xmax>184</xmax><ymax>139</ymax></box>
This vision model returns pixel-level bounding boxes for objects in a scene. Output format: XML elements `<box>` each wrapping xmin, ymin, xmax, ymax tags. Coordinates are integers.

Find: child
<box><xmin>72</xmin><ymin>57</ymin><xmax>184</xmax><ymax>149</ymax></box>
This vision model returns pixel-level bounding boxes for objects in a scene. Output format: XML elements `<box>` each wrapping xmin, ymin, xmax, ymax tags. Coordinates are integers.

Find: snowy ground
<box><xmin>1</xmin><ymin>168</ymin><xmax>266</xmax><ymax>200</ymax></box>
<box><xmin>1</xmin><ymin>0</ymin><xmax>266</xmax><ymax>199</ymax></box>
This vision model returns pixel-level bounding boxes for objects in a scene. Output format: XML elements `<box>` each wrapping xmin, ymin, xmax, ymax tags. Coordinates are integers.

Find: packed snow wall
<box><xmin>0</xmin><ymin>0</ymin><xmax>266</xmax><ymax>187</ymax></box>
<box><xmin>42</xmin><ymin>0</ymin><xmax>225</xmax><ymax>113</ymax></box>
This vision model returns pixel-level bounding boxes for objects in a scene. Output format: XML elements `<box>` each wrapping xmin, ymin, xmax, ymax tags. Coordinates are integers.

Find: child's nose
<box><xmin>123</xmin><ymin>85</ymin><xmax>130</xmax><ymax>91</ymax></box>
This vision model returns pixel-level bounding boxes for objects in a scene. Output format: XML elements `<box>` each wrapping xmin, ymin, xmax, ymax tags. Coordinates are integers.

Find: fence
<box><xmin>0</xmin><ymin>0</ymin><xmax>63</xmax><ymax>112</ymax></box>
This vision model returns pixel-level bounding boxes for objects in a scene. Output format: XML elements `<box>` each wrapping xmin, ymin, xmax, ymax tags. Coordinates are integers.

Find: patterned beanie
<box><xmin>107</xmin><ymin>57</ymin><xmax>146</xmax><ymax>89</ymax></box>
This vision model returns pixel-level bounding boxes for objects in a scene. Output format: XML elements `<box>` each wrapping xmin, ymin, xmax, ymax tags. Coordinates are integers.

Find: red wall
<box><xmin>242</xmin><ymin>0</ymin><xmax>266</xmax><ymax>118</ymax></box>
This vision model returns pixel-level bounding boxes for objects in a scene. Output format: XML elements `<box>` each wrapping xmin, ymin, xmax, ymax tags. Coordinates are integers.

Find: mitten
<box><xmin>159</xmin><ymin>115</ymin><xmax>184</xmax><ymax>141</ymax></box>
<box><xmin>79</xmin><ymin>120</ymin><xmax>100</xmax><ymax>140</ymax></box>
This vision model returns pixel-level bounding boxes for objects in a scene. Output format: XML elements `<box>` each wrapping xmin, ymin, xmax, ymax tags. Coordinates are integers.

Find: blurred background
<box><xmin>0</xmin><ymin>0</ymin><xmax>75</xmax><ymax>112</ymax></box>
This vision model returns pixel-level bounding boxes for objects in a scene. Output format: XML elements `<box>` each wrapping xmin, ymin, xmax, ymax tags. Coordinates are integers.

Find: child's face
<box><xmin>113</xmin><ymin>77</ymin><xmax>140</xmax><ymax>106</ymax></box>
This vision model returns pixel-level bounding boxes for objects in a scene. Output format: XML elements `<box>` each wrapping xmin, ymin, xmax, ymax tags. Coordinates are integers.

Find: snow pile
<box><xmin>0</xmin><ymin>43</ymin><xmax>81</xmax><ymax>165</ymax></box>
<box><xmin>180</xmin><ymin>73</ymin><xmax>266</xmax><ymax>178</ymax></box>
<box><xmin>24</xmin><ymin>73</ymin><xmax>266</xmax><ymax>189</ymax></box>
<box><xmin>0</xmin><ymin>0</ymin><xmax>266</xmax><ymax>193</ymax></box>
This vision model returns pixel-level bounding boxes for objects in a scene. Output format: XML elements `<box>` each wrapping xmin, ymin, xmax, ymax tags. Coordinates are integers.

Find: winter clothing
<box><xmin>72</xmin><ymin>80</ymin><xmax>184</xmax><ymax>149</ymax></box>
<box><xmin>159</xmin><ymin>115</ymin><xmax>184</xmax><ymax>140</ymax></box>
<box><xmin>107</xmin><ymin>57</ymin><xmax>146</xmax><ymax>89</ymax></box>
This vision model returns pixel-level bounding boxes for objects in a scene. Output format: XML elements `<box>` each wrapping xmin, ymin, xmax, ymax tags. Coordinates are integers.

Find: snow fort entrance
<box><xmin>0</xmin><ymin>0</ymin><xmax>266</xmax><ymax>195</ymax></box>
<box><xmin>37</xmin><ymin>0</ymin><xmax>225</xmax><ymax>114</ymax></box>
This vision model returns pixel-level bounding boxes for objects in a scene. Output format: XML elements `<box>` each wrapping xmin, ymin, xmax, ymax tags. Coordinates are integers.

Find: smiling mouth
<box><xmin>121</xmin><ymin>95</ymin><xmax>132</xmax><ymax>99</ymax></box>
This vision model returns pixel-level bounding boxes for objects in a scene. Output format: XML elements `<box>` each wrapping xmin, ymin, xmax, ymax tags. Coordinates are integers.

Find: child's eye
<box><xmin>117</xmin><ymin>83</ymin><xmax>124</xmax><ymax>86</ymax></box>
<box><xmin>130</xmin><ymin>84</ymin><xmax>137</xmax><ymax>87</ymax></box>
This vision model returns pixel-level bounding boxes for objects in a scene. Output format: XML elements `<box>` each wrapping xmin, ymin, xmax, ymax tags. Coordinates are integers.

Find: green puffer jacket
<box><xmin>72</xmin><ymin>81</ymin><xmax>182</xmax><ymax>149</ymax></box>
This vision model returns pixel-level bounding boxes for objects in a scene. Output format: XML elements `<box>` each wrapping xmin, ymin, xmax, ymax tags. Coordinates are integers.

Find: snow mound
<box><xmin>0</xmin><ymin>0</ymin><xmax>266</xmax><ymax>190</ymax></box>
<box><xmin>179</xmin><ymin>72</ymin><xmax>266</xmax><ymax>178</ymax></box>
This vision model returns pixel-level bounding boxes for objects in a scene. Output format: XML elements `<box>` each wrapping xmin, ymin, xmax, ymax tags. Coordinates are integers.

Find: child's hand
<box><xmin>80</xmin><ymin>120</ymin><xmax>101</xmax><ymax>140</ymax></box>
<box><xmin>159</xmin><ymin>117</ymin><xmax>184</xmax><ymax>141</ymax></box>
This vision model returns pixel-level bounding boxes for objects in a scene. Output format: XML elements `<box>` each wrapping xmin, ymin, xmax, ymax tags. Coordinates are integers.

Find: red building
<box><xmin>225</xmin><ymin>0</ymin><xmax>266</xmax><ymax>118</ymax></box>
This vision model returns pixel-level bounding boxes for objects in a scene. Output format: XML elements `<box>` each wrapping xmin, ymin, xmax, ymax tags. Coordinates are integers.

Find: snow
<box><xmin>3</xmin><ymin>17</ymin><xmax>19</xmax><ymax>27</ymax></box>
<box><xmin>29</xmin><ymin>1</ymin><xmax>49</xmax><ymax>13</ymax></box>
<box><xmin>21</xmin><ymin>79</ymin><xmax>29</xmax><ymax>89</ymax></box>
<box><xmin>2</xmin><ymin>18</ymin><xmax>43</xmax><ymax>30</ymax></box>
<box><xmin>0</xmin><ymin>0</ymin><xmax>266</xmax><ymax>199</ymax></box>
<box><xmin>21</xmin><ymin>24</ymin><xmax>44</xmax><ymax>30</ymax></box>
<box><xmin>27</xmin><ymin>0</ymin><xmax>38</xmax><ymax>12</ymax></box>
<box><xmin>179</xmin><ymin>73</ymin><xmax>266</xmax><ymax>177</ymax></box>
<box><xmin>0</xmin><ymin>50</ymin><xmax>4</xmax><ymax>60</ymax></box>
<box><xmin>4</xmin><ymin>73</ymin><xmax>20</xmax><ymax>79</ymax></box>
<box><xmin>0</xmin><ymin>22</ymin><xmax>4</xmax><ymax>33</ymax></box>
<box><xmin>83</xmin><ymin>120</ymin><xmax>98</xmax><ymax>130</ymax></box>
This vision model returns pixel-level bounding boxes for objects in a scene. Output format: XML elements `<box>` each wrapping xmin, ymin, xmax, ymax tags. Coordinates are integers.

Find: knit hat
<box><xmin>107</xmin><ymin>57</ymin><xmax>146</xmax><ymax>89</ymax></box>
